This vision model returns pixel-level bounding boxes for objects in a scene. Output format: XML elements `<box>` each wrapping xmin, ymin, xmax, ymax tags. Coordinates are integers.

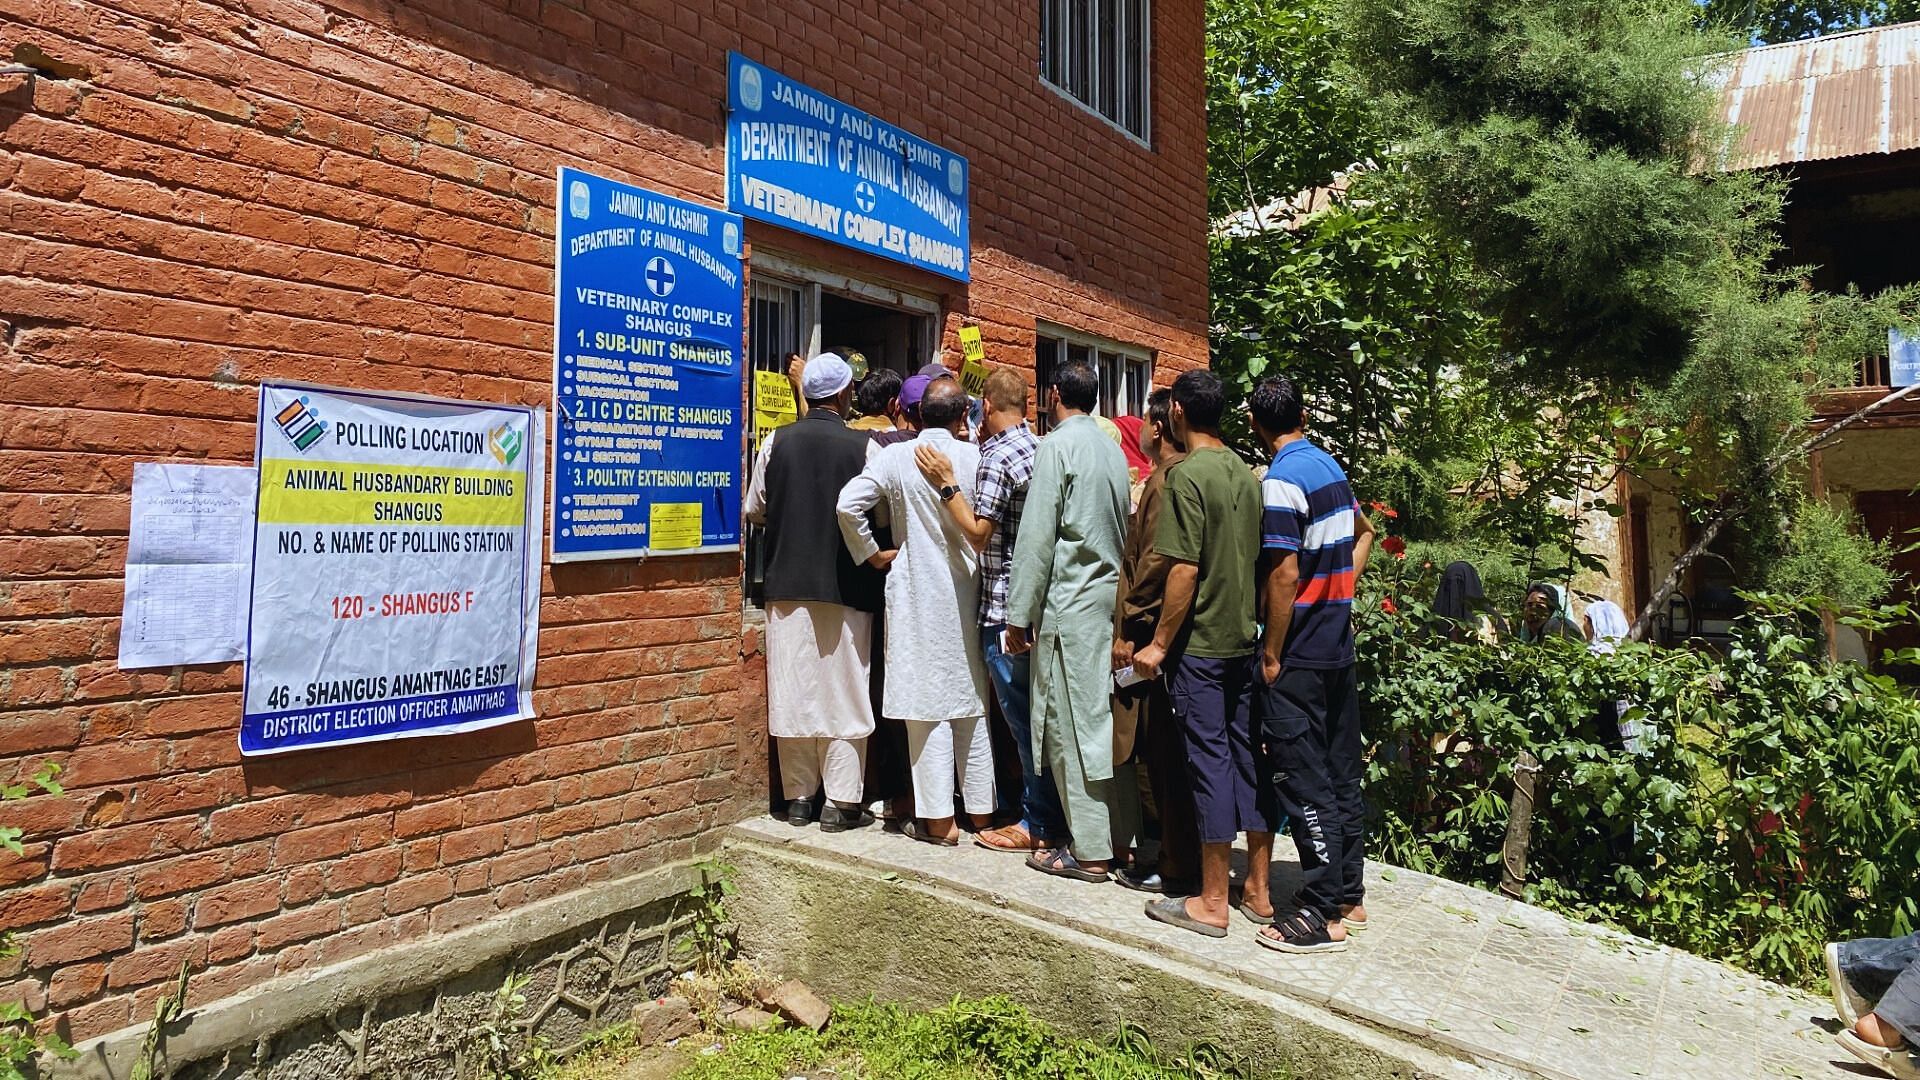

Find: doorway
<box><xmin>1857</xmin><ymin>491</ymin><xmax>1920</xmax><ymax>686</ymax></box>
<box><xmin>743</xmin><ymin>270</ymin><xmax>938</xmax><ymax>608</ymax></box>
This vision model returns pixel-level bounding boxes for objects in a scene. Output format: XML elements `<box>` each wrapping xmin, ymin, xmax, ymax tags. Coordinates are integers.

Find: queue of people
<box><xmin>746</xmin><ymin>351</ymin><xmax>1378</xmax><ymax>956</ymax></box>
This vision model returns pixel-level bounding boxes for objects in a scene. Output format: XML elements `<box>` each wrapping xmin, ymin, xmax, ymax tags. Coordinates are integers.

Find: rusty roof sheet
<box><xmin>1716</xmin><ymin>21</ymin><xmax>1920</xmax><ymax>169</ymax></box>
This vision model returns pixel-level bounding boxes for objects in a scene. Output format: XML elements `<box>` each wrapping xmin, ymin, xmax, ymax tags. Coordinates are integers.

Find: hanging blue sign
<box><xmin>726</xmin><ymin>52</ymin><xmax>971</xmax><ymax>282</ymax></box>
<box><xmin>1892</xmin><ymin>327</ymin><xmax>1920</xmax><ymax>388</ymax></box>
<box><xmin>551</xmin><ymin>167</ymin><xmax>746</xmax><ymax>561</ymax></box>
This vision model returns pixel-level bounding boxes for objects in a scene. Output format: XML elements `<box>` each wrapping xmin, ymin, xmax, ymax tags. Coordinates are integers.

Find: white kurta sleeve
<box><xmin>743</xmin><ymin>433</ymin><xmax>775</xmax><ymax>526</ymax></box>
<box><xmin>837</xmin><ymin>463</ymin><xmax>885</xmax><ymax>565</ymax></box>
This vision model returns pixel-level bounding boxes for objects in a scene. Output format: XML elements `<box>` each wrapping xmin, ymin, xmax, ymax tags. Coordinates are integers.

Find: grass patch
<box><xmin>678</xmin><ymin>996</ymin><xmax>1266</xmax><ymax>1080</ymax></box>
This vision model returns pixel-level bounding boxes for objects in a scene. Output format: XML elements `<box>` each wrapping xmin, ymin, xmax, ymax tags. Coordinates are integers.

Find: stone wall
<box><xmin>52</xmin><ymin>861</ymin><xmax>701</xmax><ymax>1080</ymax></box>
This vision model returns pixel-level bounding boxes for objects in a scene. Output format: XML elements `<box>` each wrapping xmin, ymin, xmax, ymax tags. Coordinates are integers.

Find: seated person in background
<box><xmin>1516</xmin><ymin>583</ymin><xmax>1586</xmax><ymax>643</ymax></box>
<box><xmin>1433</xmin><ymin>561</ymin><xmax>1504</xmax><ymax>644</ymax></box>
<box><xmin>1831</xmin><ymin>933</ymin><xmax>1920</xmax><ymax>1080</ymax></box>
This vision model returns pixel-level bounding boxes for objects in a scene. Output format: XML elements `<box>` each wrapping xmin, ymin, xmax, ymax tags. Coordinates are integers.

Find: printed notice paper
<box><xmin>241</xmin><ymin>383</ymin><xmax>544</xmax><ymax>756</ymax></box>
<box><xmin>118</xmin><ymin>463</ymin><xmax>257</xmax><ymax>670</ymax></box>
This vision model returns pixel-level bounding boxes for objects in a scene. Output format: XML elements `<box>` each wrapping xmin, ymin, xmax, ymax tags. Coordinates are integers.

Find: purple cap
<box><xmin>919</xmin><ymin>362</ymin><xmax>954</xmax><ymax>380</ymax></box>
<box><xmin>899</xmin><ymin>373</ymin><xmax>934</xmax><ymax>414</ymax></box>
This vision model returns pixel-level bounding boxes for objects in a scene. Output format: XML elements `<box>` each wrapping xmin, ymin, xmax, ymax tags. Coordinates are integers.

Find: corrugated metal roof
<box><xmin>1717</xmin><ymin>21</ymin><xmax>1920</xmax><ymax>169</ymax></box>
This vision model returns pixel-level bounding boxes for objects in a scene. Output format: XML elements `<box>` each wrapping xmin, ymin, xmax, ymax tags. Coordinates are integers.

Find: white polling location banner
<box><xmin>241</xmin><ymin>382</ymin><xmax>544</xmax><ymax>756</ymax></box>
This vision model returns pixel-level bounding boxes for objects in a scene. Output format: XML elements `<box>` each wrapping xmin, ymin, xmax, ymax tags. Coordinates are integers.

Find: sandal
<box><xmin>902</xmin><ymin>821</ymin><xmax>959</xmax><ymax>847</ymax></box>
<box><xmin>1144</xmin><ymin>895</ymin><xmax>1228</xmax><ymax>939</ymax></box>
<box><xmin>975</xmin><ymin>823</ymin><xmax>1038</xmax><ymax>853</ymax></box>
<box><xmin>1239</xmin><ymin>902</ymin><xmax>1275</xmax><ymax>926</ymax></box>
<box><xmin>1256</xmin><ymin>909</ymin><xmax>1348</xmax><ymax>955</ymax></box>
<box><xmin>1026</xmin><ymin>847</ymin><xmax>1109</xmax><ymax>883</ymax></box>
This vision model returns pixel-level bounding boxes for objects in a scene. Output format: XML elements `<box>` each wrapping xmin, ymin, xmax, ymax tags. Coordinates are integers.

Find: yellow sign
<box><xmin>753</xmin><ymin>369</ymin><xmax>798</xmax><ymax>436</ymax></box>
<box><xmin>958</xmin><ymin>325</ymin><xmax>988</xmax><ymax>395</ymax></box>
<box><xmin>649</xmin><ymin>502</ymin><xmax>703</xmax><ymax>550</ymax></box>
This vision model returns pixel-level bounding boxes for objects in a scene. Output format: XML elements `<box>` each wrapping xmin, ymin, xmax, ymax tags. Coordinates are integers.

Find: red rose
<box><xmin>1381</xmin><ymin>597</ymin><xmax>1398</xmax><ymax>614</ymax></box>
<box><xmin>1381</xmin><ymin>535</ymin><xmax>1407</xmax><ymax>557</ymax></box>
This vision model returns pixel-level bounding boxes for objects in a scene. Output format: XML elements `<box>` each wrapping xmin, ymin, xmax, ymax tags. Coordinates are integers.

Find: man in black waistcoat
<box><xmin>744</xmin><ymin>353</ymin><xmax>887</xmax><ymax>831</ymax></box>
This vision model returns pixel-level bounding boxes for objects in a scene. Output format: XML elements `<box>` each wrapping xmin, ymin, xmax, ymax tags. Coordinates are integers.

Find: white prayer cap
<box><xmin>801</xmin><ymin>353</ymin><xmax>853</xmax><ymax>399</ymax></box>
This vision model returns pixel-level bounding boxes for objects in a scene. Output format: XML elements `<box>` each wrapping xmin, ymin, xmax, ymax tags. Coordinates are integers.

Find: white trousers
<box><xmin>777</xmin><ymin>736</ymin><xmax>868</xmax><ymax>807</ymax></box>
<box><xmin>905</xmin><ymin>716</ymin><xmax>995</xmax><ymax>819</ymax></box>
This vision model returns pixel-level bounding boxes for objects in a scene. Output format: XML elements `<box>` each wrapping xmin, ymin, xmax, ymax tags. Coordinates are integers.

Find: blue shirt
<box><xmin>1261</xmin><ymin>439</ymin><xmax>1359</xmax><ymax>669</ymax></box>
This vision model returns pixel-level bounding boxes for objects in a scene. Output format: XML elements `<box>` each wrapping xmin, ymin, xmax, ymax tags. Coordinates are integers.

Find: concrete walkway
<box><xmin>730</xmin><ymin>817</ymin><xmax>1853</xmax><ymax>1080</ymax></box>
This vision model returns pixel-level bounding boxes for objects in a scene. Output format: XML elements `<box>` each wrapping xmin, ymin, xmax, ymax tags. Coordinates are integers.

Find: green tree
<box><xmin>1699</xmin><ymin>0</ymin><xmax>1920</xmax><ymax>42</ymax></box>
<box><xmin>1338</xmin><ymin>0</ymin><xmax>1920</xmax><ymax>625</ymax></box>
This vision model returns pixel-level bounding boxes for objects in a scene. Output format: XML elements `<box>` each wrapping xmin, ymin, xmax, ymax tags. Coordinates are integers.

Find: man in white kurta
<box><xmin>836</xmin><ymin>379</ymin><xmax>994</xmax><ymax>844</ymax></box>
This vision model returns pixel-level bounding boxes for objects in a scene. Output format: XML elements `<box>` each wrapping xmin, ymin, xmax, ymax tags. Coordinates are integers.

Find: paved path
<box><xmin>732</xmin><ymin>817</ymin><xmax>1855</xmax><ymax>1080</ymax></box>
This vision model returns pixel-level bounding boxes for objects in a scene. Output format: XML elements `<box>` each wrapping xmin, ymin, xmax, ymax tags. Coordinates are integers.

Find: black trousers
<box><xmin>1259</xmin><ymin>664</ymin><xmax>1365</xmax><ymax>920</ymax></box>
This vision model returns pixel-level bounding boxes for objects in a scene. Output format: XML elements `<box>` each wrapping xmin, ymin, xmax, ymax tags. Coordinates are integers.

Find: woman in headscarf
<box><xmin>1432</xmin><ymin>561</ymin><xmax>1504</xmax><ymax>644</ymax></box>
<box><xmin>1517</xmin><ymin>583</ymin><xmax>1586</xmax><ymax>643</ymax></box>
<box><xmin>1109</xmin><ymin>415</ymin><xmax>1154</xmax><ymax>510</ymax></box>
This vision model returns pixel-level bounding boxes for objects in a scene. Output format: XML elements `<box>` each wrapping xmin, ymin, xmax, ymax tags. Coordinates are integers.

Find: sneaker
<box><xmin>785</xmin><ymin>797</ymin><xmax>819</xmax><ymax>827</ymax></box>
<box><xmin>819</xmin><ymin>804</ymin><xmax>875</xmax><ymax>833</ymax></box>
<box><xmin>1255</xmin><ymin>909</ymin><xmax>1348</xmax><ymax>955</ymax></box>
<box><xmin>1828</xmin><ymin>943</ymin><xmax>1871</xmax><ymax>1027</ymax></box>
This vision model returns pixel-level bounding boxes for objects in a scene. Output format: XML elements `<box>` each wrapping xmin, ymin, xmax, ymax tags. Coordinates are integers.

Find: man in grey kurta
<box><xmin>1005</xmin><ymin>361</ymin><xmax>1136</xmax><ymax>879</ymax></box>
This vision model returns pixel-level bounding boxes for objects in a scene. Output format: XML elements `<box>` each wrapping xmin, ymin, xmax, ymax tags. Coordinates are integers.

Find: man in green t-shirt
<box><xmin>1132</xmin><ymin>370</ymin><xmax>1276</xmax><ymax>938</ymax></box>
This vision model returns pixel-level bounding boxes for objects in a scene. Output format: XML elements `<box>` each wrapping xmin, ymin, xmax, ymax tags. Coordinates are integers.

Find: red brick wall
<box><xmin>0</xmin><ymin>0</ymin><xmax>1207</xmax><ymax>1044</ymax></box>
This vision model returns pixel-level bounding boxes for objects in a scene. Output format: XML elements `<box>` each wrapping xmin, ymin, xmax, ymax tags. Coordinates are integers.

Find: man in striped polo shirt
<box><xmin>1249</xmin><ymin>376</ymin><xmax>1376</xmax><ymax>955</ymax></box>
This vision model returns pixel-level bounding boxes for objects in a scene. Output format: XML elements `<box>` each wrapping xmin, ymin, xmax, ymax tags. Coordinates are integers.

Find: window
<box><xmin>1039</xmin><ymin>0</ymin><xmax>1150</xmax><ymax>142</ymax></box>
<box><xmin>1034</xmin><ymin>326</ymin><xmax>1154</xmax><ymax>432</ymax></box>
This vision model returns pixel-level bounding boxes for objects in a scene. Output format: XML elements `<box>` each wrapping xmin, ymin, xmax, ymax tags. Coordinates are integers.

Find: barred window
<box><xmin>1039</xmin><ymin>0</ymin><xmax>1150</xmax><ymax>143</ymax></box>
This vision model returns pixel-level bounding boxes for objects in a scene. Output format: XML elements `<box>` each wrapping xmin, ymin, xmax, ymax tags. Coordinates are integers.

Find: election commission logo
<box><xmin>488</xmin><ymin>424</ymin><xmax>523</xmax><ymax>467</ymax></box>
<box><xmin>273</xmin><ymin>395</ymin><xmax>327</xmax><ymax>452</ymax></box>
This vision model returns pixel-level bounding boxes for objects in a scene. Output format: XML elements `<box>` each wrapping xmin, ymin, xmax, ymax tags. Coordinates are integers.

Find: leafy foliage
<box><xmin>675</xmin><ymin>857</ymin><xmax>739</xmax><ymax>976</ymax></box>
<box><xmin>1698</xmin><ymin>0</ymin><xmax>1920</xmax><ymax>42</ymax></box>
<box><xmin>1765</xmin><ymin>500</ymin><xmax>1897</xmax><ymax>608</ymax></box>
<box><xmin>1359</xmin><ymin>568</ymin><xmax>1920</xmax><ymax>987</ymax></box>
<box><xmin>679</xmin><ymin>997</ymin><xmax>1267</xmax><ymax>1080</ymax></box>
<box><xmin>2</xmin><ymin>764</ymin><xmax>70</xmax><ymax>1080</ymax></box>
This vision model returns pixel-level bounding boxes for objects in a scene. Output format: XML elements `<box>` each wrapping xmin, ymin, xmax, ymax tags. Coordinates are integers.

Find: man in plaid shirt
<box><xmin>916</xmin><ymin>367</ymin><xmax>1067</xmax><ymax>852</ymax></box>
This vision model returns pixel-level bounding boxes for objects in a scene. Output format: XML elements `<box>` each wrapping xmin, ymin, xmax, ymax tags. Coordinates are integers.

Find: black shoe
<box><xmin>819</xmin><ymin>805</ymin><xmax>875</xmax><ymax>833</ymax></box>
<box><xmin>1114</xmin><ymin>867</ymin><xmax>1166</xmax><ymax>893</ymax></box>
<box><xmin>785</xmin><ymin>797</ymin><xmax>819</xmax><ymax>826</ymax></box>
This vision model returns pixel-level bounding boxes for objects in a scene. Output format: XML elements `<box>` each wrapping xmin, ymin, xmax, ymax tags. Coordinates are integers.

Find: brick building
<box><xmin>0</xmin><ymin>0</ymin><xmax>1207</xmax><ymax>1066</ymax></box>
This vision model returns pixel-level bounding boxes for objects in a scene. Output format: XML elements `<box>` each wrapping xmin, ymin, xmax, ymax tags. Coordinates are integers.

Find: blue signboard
<box><xmin>551</xmin><ymin>167</ymin><xmax>746</xmax><ymax>561</ymax></box>
<box><xmin>1892</xmin><ymin>327</ymin><xmax>1920</xmax><ymax>388</ymax></box>
<box><xmin>726</xmin><ymin>52</ymin><xmax>971</xmax><ymax>281</ymax></box>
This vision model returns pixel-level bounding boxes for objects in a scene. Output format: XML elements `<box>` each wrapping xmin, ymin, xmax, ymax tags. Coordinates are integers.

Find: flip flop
<box><xmin>1144</xmin><ymin>895</ymin><xmax>1228</xmax><ymax>939</ymax></box>
<box><xmin>1239</xmin><ymin>903</ymin><xmax>1275</xmax><ymax>926</ymax></box>
<box><xmin>1837</xmin><ymin>1031</ymin><xmax>1920</xmax><ymax>1080</ymax></box>
<box><xmin>902</xmin><ymin>821</ymin><xmax>959</xmax><ymax>847</ymax></box>
<box><xmin>1828</xmin><ymin>943</ymin><xmax>1868</xmax><ymax>1028</ymax></box>
<box><xmin>1026</xmin><ymin>847</ymin><xmax>1109</xmax><ymax>883</ymax></box>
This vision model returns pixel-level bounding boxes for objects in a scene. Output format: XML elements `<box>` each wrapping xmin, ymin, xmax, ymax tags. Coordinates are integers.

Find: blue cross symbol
<box><xmin>644</xmin><ymin>256</ymin><xmax>675</xmax><ymax>297</ymax></box>
<box><xmin>854</xmin><ymin>181</ymin><xmax>878</xmax><ymax>214</ymax></box>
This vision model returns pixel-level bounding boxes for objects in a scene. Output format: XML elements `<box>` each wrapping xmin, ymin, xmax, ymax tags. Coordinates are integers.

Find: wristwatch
<box><xmin>938</xmin><ymin>484</ymin><xmax>962</xmax><ymax>502</ymax></box>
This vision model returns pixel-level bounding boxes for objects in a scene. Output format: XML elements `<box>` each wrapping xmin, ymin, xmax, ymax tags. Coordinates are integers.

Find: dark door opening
<box><xmin>1857</xmin><ymin>490</ymin><xmax>1920</xmax><ymax>686</ymax></box>
<box><xmin>820</xmin><ymin>292</ymin><xmax>929</xmax><ymax>379</ymax></box>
